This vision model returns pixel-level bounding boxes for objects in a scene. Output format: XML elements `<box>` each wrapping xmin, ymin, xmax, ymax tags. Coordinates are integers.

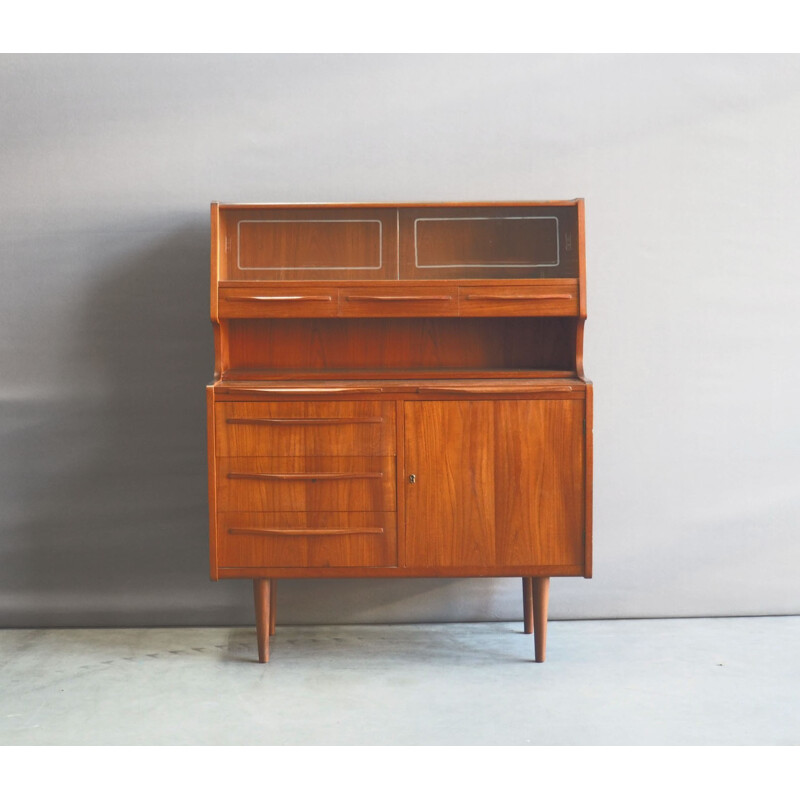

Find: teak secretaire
<box><xmin>207</xmin><ymin>201</ymin><xmax>592</xmax><ymax>662</ymax></box>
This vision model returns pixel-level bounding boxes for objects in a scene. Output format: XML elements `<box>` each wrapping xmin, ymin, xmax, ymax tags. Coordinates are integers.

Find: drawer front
<box><xmin>458</xmin><ymin>284</ymin><xmax>579</xmax><ymax>316</ymax></box>
<box><xmin>218</xmin><ymin>511</ymin><xmax>397</xmax><ymax>567</ymax></box>
<box><xmin>215</xmin><ymin>401</ymin><xmax>396</xmax><ymax>456</ymax></box>
<box><xmin>217</xmin><ymin>457</ymin><xmax>396</xmax><ymax>512</ymax></box>
<box><xmin>218</xmin><ymin>288</ymin><xmax>338</xmax><ymax>318</ymax></box>
<box><xmin>339</xmin><ymin>287</ymin><xmax>458</xmax><ymax>317</ymax></box>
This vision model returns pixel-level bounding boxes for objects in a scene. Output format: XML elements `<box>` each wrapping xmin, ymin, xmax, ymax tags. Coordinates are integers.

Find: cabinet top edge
<box><xmin>213</xmin><ymin>200</ymin><xmax>584</xmax><ymax>210</ymax></box>
<box><xmin>212</xmin><ymin>377</ymin><xmax>590</xmax><ymax>390</ymax></box>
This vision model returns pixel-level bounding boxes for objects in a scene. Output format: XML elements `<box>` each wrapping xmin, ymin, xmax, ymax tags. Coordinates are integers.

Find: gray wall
<box><xmin>2</xmin><ymin>54</ymin><xmax>799</xmax><ymax>626</ymax></box>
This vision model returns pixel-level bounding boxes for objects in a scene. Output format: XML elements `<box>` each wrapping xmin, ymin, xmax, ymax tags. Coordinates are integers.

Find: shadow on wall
<box><xmin>2</xmin><ymin>225</ymin><xmax>231</xmax><ymax>625</ymax></box>
<box><xmin>1</xmin><ymin>223</ymin><xmax>483</xmax><ymax>627</ymax></box>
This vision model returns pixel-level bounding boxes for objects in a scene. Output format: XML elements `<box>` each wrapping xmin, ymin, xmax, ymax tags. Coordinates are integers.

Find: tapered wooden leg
<box><xmin>522</xmin><ymin>577</ymin><xmax>534</xmax><ymax>634</ymax></box>
<box><xmin>532</xmin><ymin>577</ymin><xmax>549</xmax><ymax>662</ymax></box>
<box><xmin>269</xmin><ymin>579</ymin><xmax>277</xmax><ymax>636</ymax></box>
<box><xmin>253</xmin><ymin>578</ymin><xmax>271</xmax><ymax>663</ymax></box>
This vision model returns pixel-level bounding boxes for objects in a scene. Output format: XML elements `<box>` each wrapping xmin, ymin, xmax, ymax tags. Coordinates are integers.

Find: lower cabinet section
<box><xmin>210</xmin><ymin>395</ymin><xmax>587</xmax><ymax>573</ymax></box>
<box><xmin>208</xmin><ymin>390</ymin><xmax>591</xmax><ymax>662</ymax></box>
<box><xmin>218</xmin><ymin>511</ymin><xmax>398</xmax><ymax>568</ymax></box>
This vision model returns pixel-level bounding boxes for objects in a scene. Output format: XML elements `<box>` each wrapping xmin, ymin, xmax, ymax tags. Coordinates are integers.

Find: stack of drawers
<box><xmin>214</xmin><ymin>401</ymin><xmax>397</xmax><ymax>568</ymax></box>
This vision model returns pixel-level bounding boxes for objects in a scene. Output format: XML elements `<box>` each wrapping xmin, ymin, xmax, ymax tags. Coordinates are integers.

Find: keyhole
<box><xmin>408</xmin><ymin>474</ymin><xmax>416</xmax><ymax>484</ymax></box>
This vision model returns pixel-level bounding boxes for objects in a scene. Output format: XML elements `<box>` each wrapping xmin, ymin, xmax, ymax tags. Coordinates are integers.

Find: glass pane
<box><xmin>415</xmin><ymin>217</ymin><xmax>559</xmax><ymax>269</ymax></box>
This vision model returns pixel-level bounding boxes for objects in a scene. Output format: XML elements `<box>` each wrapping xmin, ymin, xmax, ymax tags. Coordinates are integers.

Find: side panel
<box><xmin>207</xmin><ymin>385</ymin><xmax>219</xmax><ymax>580</ymax></box>
<box><xmin>584</xmin><ymin>383</ymin><xmax>593</xmax><ymax>578</ymax></box>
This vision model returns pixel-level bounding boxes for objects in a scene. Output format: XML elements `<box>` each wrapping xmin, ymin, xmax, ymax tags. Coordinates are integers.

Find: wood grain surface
<box><xmin>224</xmin><ymin>317</ymin><xmax>577</xmax><ymax>376</ymax></box>
<box><xmin>208</xmin><ymin>201</ymin><xmax>591</xmax><ymax>664</ymax></box>
<box><xmin>220</xmin><ymin>512</ymin><xmax>397</xmax><ymax>568</ymax></box>
<box><xmin>404</xmin><ymin>399</ymin><xmax>584</xmax><ymax>568</ymax></box>
<box><xmin>216</xmin><ymin>401</ymin><xmax>396</xmax><ymax>456</ymax></box>
<box><xmin>217</xmin><ymin>456</ymin><xmax>396</xmax><ymax>512</ymax></box>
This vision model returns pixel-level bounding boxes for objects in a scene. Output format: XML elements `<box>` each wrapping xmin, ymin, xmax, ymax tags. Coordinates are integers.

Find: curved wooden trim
<box><xmin>225</xmin><ymin>417</ymin><xmax>384</xmax><ymax>425</ymax></box>
<box><xmin>229</xmin><ymin>527</ymin><xmax>385</xmax><ymax>537</ymax></box>
<box><xmin>417</xmin><ymin>385</ymin><xmax>574</xmax><ymax>394</ymax></box>
<box><xmin>464</xmin><ymin>293</ymin><xmax>573</xmax><ymax>301</ymax></box>
<box><xmin>221</xmin><ymin>387</ymin><xmax>385</xmax><ymax>395</ymax></box>
<box><xmin>234</xmin><ymin>295</ymin><xmax>334</xmax><ymax>302</ymax></box>
<box><xmin>226</xmin><ymin>471</ymin><xmax>385</xmax><ymax>481</ymax></box>
<box><xmin>575</xmin><ymin>318</ymin><xmax>586</xmax><ymax>380</ymax></box>
<box><xmin>343</xmin><ymin>295</ymin><xmax>453</xmax><ymax>302</ymax></box>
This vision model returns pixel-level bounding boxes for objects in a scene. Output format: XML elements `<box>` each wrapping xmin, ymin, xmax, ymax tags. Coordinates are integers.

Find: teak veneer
<box><xmin>207</xmin><ymin>201</ymin><xmax>592</xmax><ymax>662</ymax></box>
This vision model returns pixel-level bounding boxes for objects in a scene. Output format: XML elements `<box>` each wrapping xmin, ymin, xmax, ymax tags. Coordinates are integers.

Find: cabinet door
<box><xmin>398</xmin><ymin>206</ymin><xmax>580</xmax><ymax>280</ymax></box>
<box><xmin>404</xmin><ymin>400</ymin><xmax>584</xmax><ymax>568</ymax></box>
<box><xmin>218</xmin><ymin>207</ymin><xmax>398</xmax><ymax>281</ymax></box>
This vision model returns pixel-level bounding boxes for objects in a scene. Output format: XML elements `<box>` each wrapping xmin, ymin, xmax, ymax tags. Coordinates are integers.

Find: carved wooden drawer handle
<box><xmin>344</xmin><ymin>295</ymin><xmax>453</xmax><ymax>302</ymax></box>
<box><xmin>233</xmin><ymin>295</ymin><xmax>334</xmax><ymax>302</ymax></box>
<box><xmin>226</xmin><ymin>417</ymin><xmax>384</xmax><ymax>425</ymax></box>
<box><xmin>228</xmin><ymin>527</ymin><xmax>385</xmax><ymax>537</ymax></box>
<box><xmin>464</xmin><ymin>293</ymin><xmax>573</xmax><ymax>301</ymax></box>
<box><xmin>227</xmin><ymin>472</ymin><xmax>385</xmax><ymax>481</ymax></box>
<box><xmin>235</xmin><ymin>387</ymin><xmax>383</xmax><ymax>395</ymax></box>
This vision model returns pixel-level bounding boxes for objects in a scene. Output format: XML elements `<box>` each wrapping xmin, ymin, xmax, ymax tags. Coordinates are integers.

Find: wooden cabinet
<box><xmin>208</xmin><ymin>201</ymin><xmax>592</xmax><ymax>663</ymax></box>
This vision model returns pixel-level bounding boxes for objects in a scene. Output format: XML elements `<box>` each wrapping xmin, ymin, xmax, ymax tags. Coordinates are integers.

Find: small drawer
<box><xmin>215</xmin><ymin>401</ymin><xmax>396</xmax><ymax>456</ymax></box>
<box><xmin>339</xmin><ymin>288</ymin><xmax>458</xmax><ymax>317</ymax></box>
<box><xmin>219</xmin><ymin>288</ymin><xmax>338</xmax><ymax>318</ymax></box>
<box><xmin>458</xmin><ymin>284</ymin><xmax>579</xmax><ymax>316</ymax></box>
<box><xmin>217</xmin><ymin>511</ymin><xmax>397</xmax><ymax>568</ymax></box>
<box><xmin>216</xmin><ymin>456</ymin><xmax>396</xmax><ymax>512</ymax></box>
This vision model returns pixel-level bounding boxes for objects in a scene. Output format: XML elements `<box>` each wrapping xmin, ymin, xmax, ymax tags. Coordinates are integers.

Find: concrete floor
<box><xmin>1</xmin><ymin>617</ymin><xmax>798</xmax><ymax>745</ymax></box>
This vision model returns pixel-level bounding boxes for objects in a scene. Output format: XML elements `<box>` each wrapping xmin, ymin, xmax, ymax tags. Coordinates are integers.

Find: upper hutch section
<box><xmin>214</xmin><ymin>201</ymin><xmax>583</xmax><ymax>283</ymax></box>
<box><xmin>211</xmin><ymin>201</ymin><xmax>586</xmax><ymax>381</ymax></box>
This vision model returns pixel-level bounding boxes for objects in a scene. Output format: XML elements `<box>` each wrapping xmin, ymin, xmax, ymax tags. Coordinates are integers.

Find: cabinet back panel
<box><xmin>226</xmin><ymin>318</ymin><xmax>576</xmax><ymax>374</ymax></box>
